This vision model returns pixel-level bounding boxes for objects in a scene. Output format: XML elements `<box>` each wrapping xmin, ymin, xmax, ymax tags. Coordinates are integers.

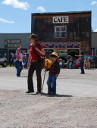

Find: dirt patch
<box><xmin>0</xmin><ymin>90</ymin><xmax>97</xmax><ymax>128</ymax></box>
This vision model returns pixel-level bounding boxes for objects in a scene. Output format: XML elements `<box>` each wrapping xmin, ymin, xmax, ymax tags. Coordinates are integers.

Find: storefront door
<box><xmin>67</xmin><ymin>49</ymin><xmax>80</xmax><ymax>58</ymax></box>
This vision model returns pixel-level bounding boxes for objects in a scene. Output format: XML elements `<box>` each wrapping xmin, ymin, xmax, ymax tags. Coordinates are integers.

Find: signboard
<box><xmin>41</xmin><ymin>42</ymin><xmax>80</xmax><ymax>49</ymax></box>
<box><xmin>53</xmin><ymin>16</ymin><xmax>69</xmax><ymax>23</ymax></box>
<box><xmin>67</xmin><ymin>43</ymin><xmax>80</xmax><ymax>48</ymax></box>
<box><xmin>4</xmin><ymin>39</ymin><xmax>21</xmax><ymax>48</ymax></box>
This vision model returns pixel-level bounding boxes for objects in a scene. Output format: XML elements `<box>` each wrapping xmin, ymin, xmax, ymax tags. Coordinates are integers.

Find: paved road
<box><xmin>0</xmin><ymin>67</ymin><xmax>97</xmax><ymax>97</ymax></box>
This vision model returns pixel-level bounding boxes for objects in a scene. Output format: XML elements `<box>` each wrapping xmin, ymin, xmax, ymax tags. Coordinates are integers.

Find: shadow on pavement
<box><xmin>21</xmin><ymin>76</ymin><xmax>28</xmax><ymax>77</ymax></box>
<box><xmin>42</xmin><ymin>93</ymin><xmax>73</xmax><ymax>97</ymax></box>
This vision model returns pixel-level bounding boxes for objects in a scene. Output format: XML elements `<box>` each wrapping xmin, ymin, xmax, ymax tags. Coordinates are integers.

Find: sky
<box><xmin>0</xmin><ymin>0</ymin><xmax>97</xmax><ymax>33</ymax></box>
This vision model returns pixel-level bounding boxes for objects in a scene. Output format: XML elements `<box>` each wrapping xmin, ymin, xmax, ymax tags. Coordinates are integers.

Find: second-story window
<box><xmin>54</xmin><ymin>26</ymin><xmax>67</xmax><ymax>38</ymax></box>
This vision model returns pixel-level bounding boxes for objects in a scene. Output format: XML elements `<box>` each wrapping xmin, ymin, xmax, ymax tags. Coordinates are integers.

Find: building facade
<box><xmin>31</xmin><ymin>11</ymin><xmax>91</xmax><ymax>57</ymax></box>
<box><xmin>0</xmin><ymin>33</ymin><xmax>30</xmax><ymax>61</ymax></box>
<box><xmin>91</xmin><ymin>32</ymin><xmax>97</xmax><ymax>56</ymax></box>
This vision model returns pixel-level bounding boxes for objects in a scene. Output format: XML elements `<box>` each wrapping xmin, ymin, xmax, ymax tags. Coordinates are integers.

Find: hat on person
<box><xmin>28</xmin><ymin>34</ymin><xmax>37</xmax><ymax>39</ymax></box>
<box><xmin>50</xmin><ymin>52</ymin><xmax>58</xmax><ymax>58</ymax></box>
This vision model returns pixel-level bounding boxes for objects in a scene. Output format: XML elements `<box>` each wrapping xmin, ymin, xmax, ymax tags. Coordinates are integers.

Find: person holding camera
<box><xmin>26</xmin><ymin>34</ymin><xmax>45</xmax><ymax>94</ymax></box>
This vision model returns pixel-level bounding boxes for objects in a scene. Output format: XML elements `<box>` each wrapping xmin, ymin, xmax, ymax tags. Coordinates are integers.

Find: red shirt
<box><xmin>29</xmin><ymin>44</ymin><xmax>43</xmax><ymax>61</ymax></box>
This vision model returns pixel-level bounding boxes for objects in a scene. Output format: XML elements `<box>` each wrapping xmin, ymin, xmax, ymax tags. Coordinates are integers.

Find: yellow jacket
<box><xmin>45</xmin><ymin>59</ymin><xmax>52</xmax><ymax>70</ymax></box>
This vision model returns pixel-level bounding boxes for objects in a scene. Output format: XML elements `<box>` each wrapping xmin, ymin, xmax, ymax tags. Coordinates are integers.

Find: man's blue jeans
<box><xmin>47</xmin><ymin>75</ymin><xmax>57</xmax><ymax>93</ymax></box>
<box><xmin>15</xmin><ymin>60</ymin><xmax>23</xmax><ymax>76</ymax></box>
<box><xmin>80</xmin><ymin>62</ymin><xmax>85</xmax><ymax>74</ymax></box>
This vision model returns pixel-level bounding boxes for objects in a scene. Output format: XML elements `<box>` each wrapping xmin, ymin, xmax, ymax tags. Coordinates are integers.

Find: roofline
<box><xmin>32</xmin><ymin>11</ymin><xmax>92</xmax><ymax>16</ymax></box>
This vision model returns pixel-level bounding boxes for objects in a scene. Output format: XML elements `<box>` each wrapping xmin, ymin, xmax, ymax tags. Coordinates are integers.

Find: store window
<box><xmin>54</xmin><ymin>26</ymin><xmax>67</xmax><ymax>38</ymax></box>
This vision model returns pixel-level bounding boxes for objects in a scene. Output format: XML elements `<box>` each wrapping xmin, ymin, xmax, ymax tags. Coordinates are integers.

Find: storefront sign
<box><xmin>41</xmin><ymin>42</ymin><xmax>80</xmax><ymax>48</ymax></box>
<box><xmin>4</xmin><ymin>39</ymin><xmax>21</xmax><ymax>48</ymax></box>
<box><xmin>53</xmin><ymin>16</ymin><xmax>69</xmax><ymax>23</ymax></box>
<box><xmin>66</xmin><ymin>43</ymin><xmax>80</xmax><ymax>48</ymax></box>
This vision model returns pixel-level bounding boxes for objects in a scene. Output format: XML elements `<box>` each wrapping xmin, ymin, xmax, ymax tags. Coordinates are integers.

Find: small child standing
<box><xmin>47</xmin><ymin>52</ymin><xmax>60</xmax><ymax>95</ymax></box>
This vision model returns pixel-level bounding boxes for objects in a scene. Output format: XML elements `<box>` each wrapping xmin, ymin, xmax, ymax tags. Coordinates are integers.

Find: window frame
<box><xmin>54</xmin><ymin>26</ymin><xmax>67</xmax><ymax>38</ymax></box>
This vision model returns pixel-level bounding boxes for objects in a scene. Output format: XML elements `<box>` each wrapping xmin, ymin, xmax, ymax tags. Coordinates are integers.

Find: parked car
<box><xmin>0</xmin><ymin>55</ymin><xmax>7</xmax><ymax>67</ymax></box>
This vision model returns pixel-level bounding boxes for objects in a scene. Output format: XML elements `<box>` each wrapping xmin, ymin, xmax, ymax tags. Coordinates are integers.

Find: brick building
<box><xmin>31</xmin><ymin>11</ymin><xmax>91</xmax><ymax>58</ymax></box>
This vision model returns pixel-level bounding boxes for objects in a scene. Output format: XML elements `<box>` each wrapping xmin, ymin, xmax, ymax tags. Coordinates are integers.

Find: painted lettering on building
<box><xmin>4</xmin><ymin>39</ymin><xmax>21</xmax><ymax>48</ymax></box>
<box><xmin>53</xmin><ymin>16</ymin><xmax>69</xmax><ymax>23</ymax></box>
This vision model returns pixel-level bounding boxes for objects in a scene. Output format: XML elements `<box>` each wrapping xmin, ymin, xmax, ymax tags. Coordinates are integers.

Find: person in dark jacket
<box><xmin>47</xmin><ymin>52</ymin><xmax>60</xmax><ymax>95</ymax></box>
<box><xmin>75</xmin><ymin>52</ymin><xmax>85</xmax><ymax>74</ymax></box>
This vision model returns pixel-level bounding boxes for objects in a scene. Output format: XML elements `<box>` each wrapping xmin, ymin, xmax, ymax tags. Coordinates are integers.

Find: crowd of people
<box><xmin>9</xmin><ymin>52</ymin><xmax>95</xmax><ymax>71</ymax></box>
<box><xmin>59</xmin><ymin>56</ymin><xmax>95</xmax><ymax>69</ymax></box>
<box><xmin>0</xmin><ymin>32</ymin><xmax>96</xmax><ymax>96</ymax></box>
<box><xmin>6</xmin><ymin>33</ymin><xmax>96</xmax><ymax>95</ymax></box>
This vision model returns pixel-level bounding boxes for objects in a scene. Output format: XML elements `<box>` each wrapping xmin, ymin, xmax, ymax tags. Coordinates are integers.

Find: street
<box><xmin>0</xmin><ymin>67</ymin><xmax>97</xmax><ymax>128</ymax></box>
<box><xmin>0</xmin><ymin>67</ymin><xmax>97</xmax><ymax>97</ymax></box>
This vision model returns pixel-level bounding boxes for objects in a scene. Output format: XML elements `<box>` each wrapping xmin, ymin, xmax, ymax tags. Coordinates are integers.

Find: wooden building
<box><xmin>31</xmin><ymin>11</ymin><xmax>91</xmax><ymax>57</ymax></box>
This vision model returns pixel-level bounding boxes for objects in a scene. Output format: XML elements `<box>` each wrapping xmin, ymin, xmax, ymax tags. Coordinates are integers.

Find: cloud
<box><xmin>94</xmin><ymin>29</ymin><xmax>97</xmax><ymax>32</ymax></box>
<box><xmin>36</xmin><ymin>6</ymin><xmax>46</xmax><ymax>12</ymax></box>
<box><xmin>0</xmin><ymin>18</ymin><xmax>15</xmax><ymax>23</ymax></box>
<box><xmin>91</xmin><ymin>1</ymin><xmax>97</xmax><ymax>5</ymax></box>
<box><xmin>2</xmin><ymin>0</ymin><xmax>30</xmax><ymax>10</ymax></box>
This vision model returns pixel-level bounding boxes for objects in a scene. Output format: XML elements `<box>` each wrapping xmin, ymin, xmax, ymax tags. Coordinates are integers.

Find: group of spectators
<box><xmin>3</xmin><ymin>50</ymin><xmax>96</xmax><ymax>71</ymax></box>
<box><xmin>59</xmin><ymin>56</ymin><xmax>95</xmax><ymax>69</ymax></box>
<box><xmin>3</xmin><ymin>33</ymin><xmax>97</xmax><ymax>95</ymax></box>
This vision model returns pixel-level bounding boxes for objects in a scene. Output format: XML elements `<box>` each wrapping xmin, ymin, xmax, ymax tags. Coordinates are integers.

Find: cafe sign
<box><xmin>53</xmin><ymin>16</ymin><xmax>69</xmax><ymax>23</ymax></box>
<box><xmin>4</xmin><ymin>39</ymin><xmax>21</xmax><ymax>48</ymax></box>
